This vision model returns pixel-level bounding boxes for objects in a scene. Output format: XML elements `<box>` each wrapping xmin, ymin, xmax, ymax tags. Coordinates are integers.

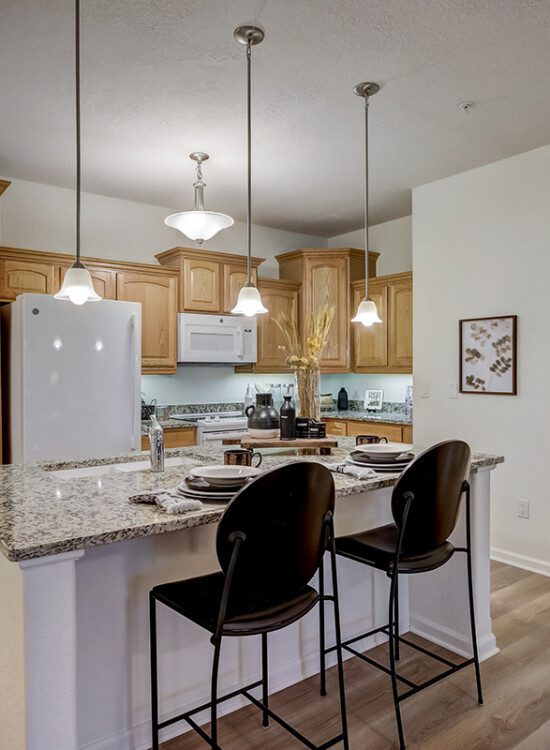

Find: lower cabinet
<box><xmin>116</xmin><ymin>270</ymin><xmax>178</xmax><ymax>374</ymax></box>
<box><xmin>141</xmin><ymin>426</ymin><xmax>196</xmax><ymax>451</ymax></box>
<box><xmin>323</xmin><ymin>418</ymin><xmax>412</xmax><ymax>443</ymax></box>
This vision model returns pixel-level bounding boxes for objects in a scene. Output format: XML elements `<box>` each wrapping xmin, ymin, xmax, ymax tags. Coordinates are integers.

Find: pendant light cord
<box><xmin>363</xmin><ymin>93</ymin><xmax>370</xmax><ymax>299</ymax></box>
<box><xmin>75</xmin><ymin>0</ymin><xmax>82</xmax><ymax>265</ymax></box>
<box><xmin>246</xmin><ymin>41</ymin><xmax>252</xmax><ymax>285</ymax></box>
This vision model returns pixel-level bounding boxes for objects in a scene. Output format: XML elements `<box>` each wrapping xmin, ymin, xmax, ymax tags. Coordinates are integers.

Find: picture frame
<box><xmin>459</xmin><ymin>315</ymin><xmax>517</xmax><ymax>395</ymax></box>
<box><xmin>364</xmin><ymin>389</ymin><xmax>384</xmax><ymax>411</ymax></box>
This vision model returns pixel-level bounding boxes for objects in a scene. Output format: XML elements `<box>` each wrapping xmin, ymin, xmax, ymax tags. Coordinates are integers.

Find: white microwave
<box><xmin>177</xmin><ymin>313</ymin><xmax>257</xmax><ymax>364</ymax></box>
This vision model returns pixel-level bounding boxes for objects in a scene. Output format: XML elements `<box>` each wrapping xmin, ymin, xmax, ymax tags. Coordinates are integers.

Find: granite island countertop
<box><xmin>0</xmin><ymin>440</ymin><xmax>503</xmax><ymax>562</ymax></box>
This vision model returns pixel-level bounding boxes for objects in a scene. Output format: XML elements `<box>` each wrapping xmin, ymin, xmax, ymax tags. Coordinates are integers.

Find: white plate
<box><xmin>353</xmin><ymin>442</ymin><xmax>413</xmax><ymax>459</ymax></box>
<box><xmin>350</xmin><ymin>451</ymin><xmax>414</xmax><ymax>464</ymax></box>
<box><xmin>346</xmin><ymin>458</ymin><xmax>410</xmax><ymax>472</ymax></box>
<box><xmin>190</xmin><ymin>465</ymin><xmax>261</xmax><ymax>487</ymax></box>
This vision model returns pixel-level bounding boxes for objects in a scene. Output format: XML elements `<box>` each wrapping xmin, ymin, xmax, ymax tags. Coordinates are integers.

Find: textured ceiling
<box><xmin>1</xmin><ymin>0</ymin><xmax>550</xmax><ymax>236</ymax></box>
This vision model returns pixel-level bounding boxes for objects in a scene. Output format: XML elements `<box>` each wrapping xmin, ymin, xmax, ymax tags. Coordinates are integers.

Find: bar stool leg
<box><xmin>330</xmin><ymin>542</ymin><xmax>350</xmax><ymax>750</ymax></box>
<box><xmin>210</xmin><ymin>638</ymin><xmax>222</xmax><ymax>748</ymax></box>
<box><xmin>388</xmin><ymin>572</ymin><xmax>406</xmax><ymax>750</ymax></box>
<box><xmin>394</xmin><ymin>575</ymin><xmax>400</xmax><ymax>661</ymax></box>
<box><xmin>149</xmin><ymin>594</ymin><xmax>159</xmax><ymax>750</ymax></box>
<box><xmin>261</xmin><ymin>633</ymin><xmax>269</xmax><ymax>727</ymax></box>
<box><xmin>319</xmin><ymin>556</ymin><xmax>327</xmax><ymax>696</ymax></box>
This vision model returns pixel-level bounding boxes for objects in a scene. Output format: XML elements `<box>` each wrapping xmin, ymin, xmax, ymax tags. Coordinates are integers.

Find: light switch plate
<box><xmin>420</xmin><ymin>382</ymin><xmax>430</xmax><ymax>398</ymax></box>
<box><xmin>449</xmin><ymin>382</ymin><xmax>458</xmax><ymax>399</ymax></box>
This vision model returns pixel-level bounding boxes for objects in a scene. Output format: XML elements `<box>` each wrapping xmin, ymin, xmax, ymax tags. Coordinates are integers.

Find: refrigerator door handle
<box><xmin>130</xmin><ymin>313</ymin><xmax>139</xmax><ymax>451</ymax></box>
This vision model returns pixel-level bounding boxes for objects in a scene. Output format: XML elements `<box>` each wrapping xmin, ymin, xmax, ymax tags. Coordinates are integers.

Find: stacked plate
<box><xmin>177</xmin><ymin>465</ymin><xmax>261</xmax><ymax>502</ymax></box>
<box><xmin>347</xmin><ymin>442</ymin><xmax>414</xmax><ymax>473</ymax></box>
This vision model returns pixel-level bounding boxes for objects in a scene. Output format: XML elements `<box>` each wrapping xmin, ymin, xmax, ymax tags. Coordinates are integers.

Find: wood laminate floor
<box><xmin>161</xmin><ymin>563</ymin><xmax>550</xmax><ymax>749</ymax></box>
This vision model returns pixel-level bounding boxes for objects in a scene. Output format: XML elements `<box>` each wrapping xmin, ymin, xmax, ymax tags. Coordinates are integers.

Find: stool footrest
<box><xmin>158</xmin><ymin>678</ymin><xmax>344</xmax><ymax>749</ymax></box>
<box><xmin>324</xmin><ymin>624</ymin><xmax>477</xmax><ymax>699</ymax></box>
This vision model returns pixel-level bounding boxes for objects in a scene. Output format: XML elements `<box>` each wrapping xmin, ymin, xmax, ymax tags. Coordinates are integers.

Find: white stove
<box><xmin>170</xmin><ymin>412</ymin><xmax>248</xmax><ymax>446</ymax></box>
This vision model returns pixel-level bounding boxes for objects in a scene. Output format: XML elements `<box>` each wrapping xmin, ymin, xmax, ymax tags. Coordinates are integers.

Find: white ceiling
<box><xmin>2</xmin><ymin>0</ymin><xmax>550</xmax><ymax>237</ymax></box>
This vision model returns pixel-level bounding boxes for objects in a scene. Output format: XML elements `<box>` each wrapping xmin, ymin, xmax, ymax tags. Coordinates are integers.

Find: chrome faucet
<box><xmin>148</xmin><ymin>413</ymin><xmax>165</xmax><ymax>473</ymax></box>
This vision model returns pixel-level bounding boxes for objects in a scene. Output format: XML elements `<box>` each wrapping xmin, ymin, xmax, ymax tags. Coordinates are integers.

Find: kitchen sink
<box><xmin>49</xmin><ymin>456</ymin><xmax>193</xmax><ymax>480</ymax></box>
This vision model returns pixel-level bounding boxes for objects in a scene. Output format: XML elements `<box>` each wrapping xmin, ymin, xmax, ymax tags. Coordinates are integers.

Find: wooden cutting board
<box><xmin>221</xmin><ymin>435</ymin><xmax>338</xmax><ymax>455</ymax></box>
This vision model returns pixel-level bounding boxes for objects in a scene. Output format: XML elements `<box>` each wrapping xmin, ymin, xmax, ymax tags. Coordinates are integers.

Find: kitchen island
<box><xmin>0</xmin><ymin>440</ymin><xmax>503</xmax><ymax>750</ymax></box>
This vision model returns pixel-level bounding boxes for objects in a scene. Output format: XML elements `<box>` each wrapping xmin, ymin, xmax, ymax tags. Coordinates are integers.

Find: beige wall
<box><xmin>413</xmin><ymin>143</ymin><xmax>550</xmax><ymax>575</ymax></box>
<box><xmin>327</xmin><ymin>215</ymin><xmax>412</xmax><ymax>276</ymax></box>
<box><xmin>0</xmin><ymin>177</ymin><xmax>324</xmax><ymax>277</ymax></box>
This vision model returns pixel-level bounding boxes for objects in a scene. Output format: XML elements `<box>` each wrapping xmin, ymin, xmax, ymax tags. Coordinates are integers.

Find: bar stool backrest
<box><xmin>391</xmin><ymin>440</ymin><xmax>471</xmax><ymax>556</ymax></box>
<box><xmin>216</xmin><ymin>462</ymin><xmax>335</xmax><ymax>601</ymax></box>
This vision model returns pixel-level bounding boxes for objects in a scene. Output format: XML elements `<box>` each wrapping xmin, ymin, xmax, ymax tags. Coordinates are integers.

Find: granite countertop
<box><xmin>141</xmin><ymin>419</ymin><xmax>196</xmax><ymax>434</ymax></box>
<box><xmin>0</xmin><ymin>440</ymin><xmax>503</xmax><ymax>562</ymax></box>
<box><xmin>321</xmin><ymin>410</ymin><xmax>412</xmax><ymax>425</ymax></box>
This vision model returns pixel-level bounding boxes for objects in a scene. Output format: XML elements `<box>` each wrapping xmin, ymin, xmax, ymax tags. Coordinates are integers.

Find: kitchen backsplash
<box><xmin>142</xmin><ymin>367</ymin><xmax>413</xmax><ymax>410</ymax></box>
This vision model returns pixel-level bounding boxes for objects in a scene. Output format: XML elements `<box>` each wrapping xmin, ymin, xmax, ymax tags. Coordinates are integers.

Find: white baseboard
<box><xmin>491</xmin><ymin>547</ymin><xmax>550</xmax><ymax>578</ymax></box>
<box><xmin>410</xmin><ymin>614</ymin><xmax>499</xmax><ymax>662</ymax></box>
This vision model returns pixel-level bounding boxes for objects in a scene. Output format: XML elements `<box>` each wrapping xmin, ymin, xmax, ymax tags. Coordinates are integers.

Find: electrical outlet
<box><xmin>518</xmin><ymin>500</ymin><xmax>530</xmax><ymax>519</ymax></box>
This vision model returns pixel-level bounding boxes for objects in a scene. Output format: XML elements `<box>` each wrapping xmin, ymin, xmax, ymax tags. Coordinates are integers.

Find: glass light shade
<box><xmin>231</xmin><ymin>284</ymin><xmax>268</xmax><ymax>316</ymax></box>
<box><xmin>351</xmin><ymin>297</ymin><xmax>382</xmax><ymax>327</ymax></box>
<box><xmin>164</xmin><ymin>210</ymin><xmax>234</xmax><ymax>245</ymax></box>
<box><xmin>54</xmin><ymin>266</ymin><xmax>101</xmax><ymax>305</ymax></box>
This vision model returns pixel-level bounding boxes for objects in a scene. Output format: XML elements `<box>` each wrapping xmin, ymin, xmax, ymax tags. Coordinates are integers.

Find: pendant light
<box><xmin>351</xmin><ymin>82</ymin><xmax>382</xmax><ymax>327</ymax></box>
<box><xmin>231</xmin><ymin>26</ymin><xmax>267</xmax><ymax>317</ymax></box>
<box><xmin>164</xmin><ymin>153</ymin><xmax>234</xmax><ymax>244</ymax></box>
<box><xmin>55</xmin><ymin>0</ymin><xmax>101</xmax><ymax>305</ymax></box>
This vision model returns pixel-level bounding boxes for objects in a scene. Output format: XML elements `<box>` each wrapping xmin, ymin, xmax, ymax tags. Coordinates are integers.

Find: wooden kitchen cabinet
<box><xmin>323</xmin><ymin>417</ymin><xmax>411</xmax><ymax>443</ymax></box>
<box><xmin>0</xmin><ymin>258</ymin><xmax>58</xmax><ymax>299</ymax></box>
<box><xmin>276</xmin><ymin>248</ymin><xmax>379</xmax><ymax>373</ymax></box>
<box><xmin>222</xmin><ymin>263</ymin><xmax>258</xmax><ymax>313</ymax></box>
<box><xmin>236</xmin><ymin>278</ymin><xmax>301</xmax><ymax>373</ymax></box>
<box><xmin>116</xmin><ymin>270</ymin><xmax>178</xmax><ymax>374</ymax></box>
<box><xmin>388</xmin><ymin>275</ymin><xmax>412</xmax><ymax>369</ymax></box>
<box><xmin>58</xmin><ymin>264</ymin><xmax>116</xmax><ymax>300</ymax></box>
<box><xmin>352</xmin><ymin>272</ymin><xmax>412</xmax><ymax>374</ymax></box>
<box><xmin>156</xmin><ymin>247</ymin><xmax>264</xmax><ymax>314</ymax></box>
<box><xmin>141</xmin><ymin>426</ymin><xmax>196</xmax><ymax>451</ymax></box>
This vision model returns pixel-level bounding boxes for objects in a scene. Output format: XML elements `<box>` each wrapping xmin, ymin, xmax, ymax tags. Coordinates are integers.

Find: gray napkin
<box><xmin>325</xmin><ymin>463</ymin><xmax>376</xmax><ymax>479</ymax></box>
<box><xmin>130</xmin><ymin>490</ymin><xmax>203</xmax><ymax>514</ymax></box>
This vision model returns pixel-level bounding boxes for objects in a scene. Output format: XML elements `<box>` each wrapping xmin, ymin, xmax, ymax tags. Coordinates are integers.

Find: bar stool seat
<box><xmin>153</xmin><ymin>573</ymin><xmax>319</xmax><ymax>635</ymax></box>
<box><xmin>336</xmin><ymin>524</ymin><xmax>455</xmax><ymax>574</ymax></box>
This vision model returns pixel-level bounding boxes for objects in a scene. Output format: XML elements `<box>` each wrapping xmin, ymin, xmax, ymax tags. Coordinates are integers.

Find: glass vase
<box><xmin>295</xmin><ymin>366</ymin><xmax>321</xmax><ymax>422</ymax></box>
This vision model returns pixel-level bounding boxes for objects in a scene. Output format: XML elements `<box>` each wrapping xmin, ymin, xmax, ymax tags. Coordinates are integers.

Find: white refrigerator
<box><xmin>2</xmin><ymin>293</ymin><xmax>142</xmax><ymax>463</ymax></box>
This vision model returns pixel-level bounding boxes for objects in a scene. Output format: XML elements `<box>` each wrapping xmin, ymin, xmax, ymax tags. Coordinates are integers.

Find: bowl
<box><xmin>190</xmin><ymin>465</ymin><xmax>261</xmax><ymax>487</ymax></box>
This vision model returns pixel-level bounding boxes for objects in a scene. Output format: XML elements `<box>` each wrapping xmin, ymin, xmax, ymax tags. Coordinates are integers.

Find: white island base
<box><xmin>0</xmin><ymin>465</ymin><xmax>497</xmax><ymax>750</ymax></box>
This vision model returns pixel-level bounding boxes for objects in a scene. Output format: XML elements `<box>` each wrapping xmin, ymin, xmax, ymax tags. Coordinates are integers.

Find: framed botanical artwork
<box><xmin>364</xmin><ymin>389</ymin><xmax>384</xmax><ymax>411</ymax></box>
<box><xmin>459</xmin><ymin>315</ymin><xmax>517</xmax><ymax>395</ymax></box>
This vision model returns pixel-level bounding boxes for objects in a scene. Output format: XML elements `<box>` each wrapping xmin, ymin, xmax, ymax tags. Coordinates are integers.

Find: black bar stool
<box><xmin>320</xmin><ymin>440</ymin><xmax>483</xmax><ymax>750</ymax></box>
<box><xmin>149</xmin><ymin>462</ymin><xmax>350</xmax><ymax>750</ymax></box>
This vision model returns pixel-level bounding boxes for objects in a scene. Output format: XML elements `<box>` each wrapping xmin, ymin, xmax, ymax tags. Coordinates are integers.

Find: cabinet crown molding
<box><xmin>156</xmin><ymin>246</ymin><xmax>265</xmax><ymax>268</ymax></box>
<box><xmin>275</xmin><ymin>247</ymin><xmax>380</xmax><ymax>262</ymax></box>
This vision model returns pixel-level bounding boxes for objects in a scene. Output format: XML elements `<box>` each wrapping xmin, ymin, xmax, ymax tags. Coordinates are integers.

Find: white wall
<box><xmin>327</xmin><ymin>215</ymin><xmax>412</xmax><ymax>276</ymax></box>
<box><xmin>0</xmin><ymin>177</ymin><xmax>324</xmax><ymax>275</ymax></box>
<box><xmin>413</xmin><ymin>143</ymin><xmax>550</xmax><ymax>575</ymax></box>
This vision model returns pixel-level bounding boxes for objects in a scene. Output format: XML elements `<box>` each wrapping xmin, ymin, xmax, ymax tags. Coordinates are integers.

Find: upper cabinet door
<box><xmin>353</xmin><ymin>283</ymin><xmax>388</xmax><ymax>368</ymax></box>
<box><xmin>58</xmin><ymin>265</ymin><xmax>116</xmax><ymax>300</ymax></box>
<box><xmin>306</xmin><ymin>256</ymin><xmax>349</xmax><ymax>370</ymax></box>
<box><xmin>388</xmin><ymin>277</ymin><xmax>412</xmax><ymax>368</ymax></box>
<box><xmin>256</xmin><ymin>282</ymin><xmax>299</xmax><ymax>370</ymax></box>
<box><xmin>182</xmin><ymin>258</ymin><xmax>220</xmax><ymax>312</ymax></box>
<box><xmin>222</xmin><ymin>263</ymin><xmax>257</xmax><ymax>313</ymax></box>
<box><xmin>116</xmin><ymin>271</ymin><xmax>177</xmax><ymax>374</ymax></box>
<box><xmin>0</xmin><ymin>259</ymin><xmax>58</xmax><ymax>300</ymax></box>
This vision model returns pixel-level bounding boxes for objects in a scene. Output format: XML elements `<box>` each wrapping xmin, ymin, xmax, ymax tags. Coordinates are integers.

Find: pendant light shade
<box><xmin>231</xmin><ymin>25</ymin><xmax>267</xmax><ymax>317</ymax></box>
<box><xmin>351</xmin><ymin>298</ymin><xmax>382</xmax><ymax>326</ymax></box>
<box><xmin>351</xmin><ymin>81</ymin><xmax>382</xmax><ymax>327</ymax></box>
<box><xmin>54</xmin><ymin>0</ymin><xmax>101</xmax><ymax>305</ymax></box>
<box><xmin>164</xmin><ymin>153</ymin><xmax>234</xmax><ymax>244</ymax></box>
<box><xmin>231</xmin><ymin>283</ymin><xmax>268</xmax><ymax>316</ymax></box>
<box><xmin>55</xmin><ymin>265</ymin><xmax>101</xmax><ymax>305</ymax></box>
